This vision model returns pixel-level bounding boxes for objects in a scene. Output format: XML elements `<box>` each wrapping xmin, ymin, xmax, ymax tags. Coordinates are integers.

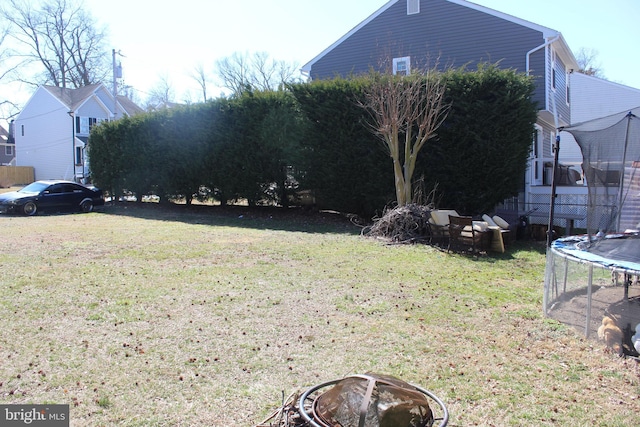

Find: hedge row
<box><xmin>88</xmin><ymin>65</ymin><xmax>537</xmax><ymax>218</ymax></box>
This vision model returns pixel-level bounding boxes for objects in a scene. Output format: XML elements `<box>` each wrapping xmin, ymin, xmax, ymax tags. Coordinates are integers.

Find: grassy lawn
<box><xmin>0</xmin><ymin>203</ymin><xmax>638</xmax><ymax>426</ymax></box>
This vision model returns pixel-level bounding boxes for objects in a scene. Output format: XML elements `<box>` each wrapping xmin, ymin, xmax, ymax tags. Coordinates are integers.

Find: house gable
<box><xmin>75</xmin><ymin>92</ymin><xmax>112</xmax><ymax>120</ymax></box>
<box><xmin>15</xmin><ymin>83</ymin><xmax>143</xmax><ymax>181</ymax></box>
<box><xmin>15</xmin><ymin>86</ymin><xmax>76</xmax><ymax>180</ymax></box>
<box><xmin>302</xmin><ymin>0</ymin><xmax>577</xmax><ymax>122</ymax></box>
<box><xmin>303</xmin><ymin>0</ymin><xmax>557</xmax><ymax>77</ymax></box>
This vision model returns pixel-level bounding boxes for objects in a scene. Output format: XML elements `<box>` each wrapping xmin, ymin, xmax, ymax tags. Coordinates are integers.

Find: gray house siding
<box><xmin>553</xmin><ymin>55</ymin><xmax>571</xmax><ymax>123</ymax></box>
<box><xmin>309</xmin><ymin>0</ymin><xmax>548</xmax><ymax>106</ymax></box>
<box><xmin>0</xmin><ymin>125</ymin><xmax>14</xmax><ymax>165</ymax></box>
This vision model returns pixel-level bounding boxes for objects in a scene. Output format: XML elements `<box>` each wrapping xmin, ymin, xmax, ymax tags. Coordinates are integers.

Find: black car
<box><xmin>0</xmin><ymin>180</ymin><xmax>104</xmax><ymax>216</ymax></box>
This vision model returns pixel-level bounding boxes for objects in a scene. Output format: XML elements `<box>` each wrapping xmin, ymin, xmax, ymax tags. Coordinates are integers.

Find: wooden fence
<box><xmin>0</xmin><ymin>166</ymin><xmax>35</xmax><ymax>187</ymax></box>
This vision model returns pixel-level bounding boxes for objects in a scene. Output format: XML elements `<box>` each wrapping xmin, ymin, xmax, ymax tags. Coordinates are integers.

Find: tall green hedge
<box><xmin>288</xmin><ymin>78</ymin><xmax>395</xmax><ymax>217</ymax></box>
<box><xmin>417</xmin><ymin>64</ymin><xmax>538</xmax><ymax>214</ymax></box>
<box><xmin>288</xmin><ymin>65</ymin><xmax>536</xmax><ymax>216</ymax></box>
<box><xmin>89</xmin><ymin>92</ymin><xmax>306</xmax><ymax>206</ymax></box>
<box><xmin>88</xmin><ymin>65</ymin><xmax>537</xmax><ymax>218</ymax></box>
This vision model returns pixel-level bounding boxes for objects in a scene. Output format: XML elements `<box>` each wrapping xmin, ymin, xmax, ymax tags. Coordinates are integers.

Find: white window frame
<box><xmin>79</xmin><ymin>117</ymin><xmax>90</xmax><ymax>134</ymax></box>
<box><xmin>77</xmin><ymin>117</ymin><xmax>98</xmax><ymax>134</ymax></box>
<box><xmin>393</xmin><ymin>56</ymin><xmax>411</xmax><ymax>75</ymax></box>
<box><xmin>565</xmin><ymin>71</ymin><xmax>571</xmax><ymax>107</ymax></box>
<box><xmin>531</xmin><ymin>124</ymin><xmax>544</xmax><ymax>186</ymax></box>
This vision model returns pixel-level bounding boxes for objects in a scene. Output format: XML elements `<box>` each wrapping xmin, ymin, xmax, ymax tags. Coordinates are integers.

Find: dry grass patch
<box><xmin>0</xmin><ymin>203</ymin><xmax>638</xmax><ymax>426</ymax></box>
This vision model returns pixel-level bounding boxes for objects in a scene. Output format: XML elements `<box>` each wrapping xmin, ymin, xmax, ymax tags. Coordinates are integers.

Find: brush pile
<box><xmin>254</xmin><ymin>390</ymin><xmax>307</xmax><ymax>427</ymax></box>
<box><xmin>363</xmin><ymin>204</ymin><xmax>432</xmax><ymax>243</ymax></box>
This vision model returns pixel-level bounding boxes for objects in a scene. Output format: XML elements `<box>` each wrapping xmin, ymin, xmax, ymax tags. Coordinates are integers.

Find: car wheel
<box><xmin>23</xmin><ymin>201</ymin><xmax>37</xmax><ymax>216</ymax></box>
<box><xmin>81</xmin><ymin>200</ymin><xmax>94</xmax><ymax>213</ymax></box>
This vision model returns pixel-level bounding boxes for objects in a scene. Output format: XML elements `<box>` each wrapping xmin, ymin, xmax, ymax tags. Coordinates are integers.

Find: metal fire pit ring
<box><xmin>297</xmin><ymin>378</ymin><xmax>449</xmax><ymax>427</ymax></box>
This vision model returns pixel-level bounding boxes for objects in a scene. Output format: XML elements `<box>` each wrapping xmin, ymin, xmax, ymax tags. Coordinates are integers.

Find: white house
<box><xmin>0</xmin><ymin>124</ymin><xmax>14</xmax><ymax>166</ymax></box>
<box><xmin>524</xmin><ymin>73</ymin><xmax>640</xmax><ymax>229</ymax></box>
<box><xmin>14</xmin><ymin>83</ymin><xmax>143</xmax><ymax>182</ymax></box>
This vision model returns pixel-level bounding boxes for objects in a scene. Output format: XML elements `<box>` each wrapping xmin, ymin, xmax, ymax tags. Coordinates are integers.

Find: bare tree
<box><xmin>214</xmin><ymin>51</ymin><xmax>300</xmax><ymax>95</ymax></box>
<box><xmin>360</xmin><ymin>68</ymin><xmax>450</xmax><ymax>206</ymax></box>
<box><xmin>189</xmin><ymin>63</ymin><xmax>208</xmax><ymax>102</ymax></box>
<box><xmin>0</xmin><ymin>25</ymin><xmax>22</xmax><ymax>120</ymax></box>
<box><xmin>1</xmin><ymin>0</ymin><xmax>109</xmax><ymax>89</ymax></box>
<box><xmin>575</xmin><ymin>47</ymin><xmax>605</xmax><ymax>78</ymax></box>
<box><xmin>145</xmin><ymin>74</ymin><xmax>175</xmax><ymax>110</ymax></box>
<box><xmin>0</xmin><ymin>27</ymin><xmax>15</xmax><ymax>83</ymax></box>
<box><xmin>215</xmin><ymin>52</ymin><xmax>250</xmax><ymax>95</ymax></box>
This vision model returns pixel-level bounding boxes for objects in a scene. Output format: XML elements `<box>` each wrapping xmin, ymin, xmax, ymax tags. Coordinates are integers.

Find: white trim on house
<box><xmin>530</xmin><ymin>124</ymin><xmax>544</xmax><ymax>186</ymax></box>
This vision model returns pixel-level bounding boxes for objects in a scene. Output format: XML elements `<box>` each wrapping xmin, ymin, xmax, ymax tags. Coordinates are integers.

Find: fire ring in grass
<box><xmin>298</xmin><ymin>373</ymin><xmax>448</xmax><ymax>427</ymax></box>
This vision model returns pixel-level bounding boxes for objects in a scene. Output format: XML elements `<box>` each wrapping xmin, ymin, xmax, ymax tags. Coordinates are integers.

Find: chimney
<box><xmin>8</xmin><ymin>120</ymin><xmax>15</xmax><ymax>144</ymax></box>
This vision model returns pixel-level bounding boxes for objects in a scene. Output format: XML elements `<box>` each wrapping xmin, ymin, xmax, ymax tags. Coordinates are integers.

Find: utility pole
<box><xmin>112</xmin><ymin>49</ymin><xmax>124</xmax><ymax>120</ymax></box>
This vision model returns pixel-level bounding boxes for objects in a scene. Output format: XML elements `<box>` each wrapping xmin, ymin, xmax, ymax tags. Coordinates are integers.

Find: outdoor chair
<box><xmin>482</xmin><ymin>213</ymin><xmax>513</xmax><ymax>250</ymax></box>
<box><xmin>428</xmin><ymin>209</ymin><xmax>459</xmax><ymax>247</ymax></box>
<box><xmin>448</xmin><ymin>215</ymin><xmax>490</xmax><ymax>254</ymax></box>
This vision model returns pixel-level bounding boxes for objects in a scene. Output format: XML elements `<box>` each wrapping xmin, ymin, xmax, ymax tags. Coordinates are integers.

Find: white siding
<box><xmin>571</xmin><ymin>73</ymin><xmax>640</xmax><ymax>123</ymax></box>
<box><xmin>560</xmin><ymin>73</ymin><xmax>640</xmax><ymax>163</ymax></box>
<box><xmin>15</xmin><ymin>88</ymin><xmax>75</xmax><ymax>180</ymax></box>
<box><xmin>77</xmin><ymin>97</ymin><xmax>109</xmax><ymax>119</ymax></box>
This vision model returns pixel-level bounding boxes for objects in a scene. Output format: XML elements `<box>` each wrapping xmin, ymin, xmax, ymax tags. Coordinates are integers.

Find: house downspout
<box><xmin>526</xmin><ymin>34</ymin><xmax>560</xmax><ymax>108</ymax></box>
<box><xmin>525</xmin><ymin>34</ymin><xmax>560</xmax><ymax>229</ymax></box>
<box><xmin>68</xmin><ymin>111</ymin><xmax>76</xmax><ymax>182</ymax></box>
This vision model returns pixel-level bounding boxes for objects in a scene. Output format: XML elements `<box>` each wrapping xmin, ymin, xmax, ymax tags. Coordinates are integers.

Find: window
<box><xmin>75</xmin><ymin>117</ymin><xmax>98</xmax><ymax>134</ymax></box>
<box><xmin>75</xmin><ymin>147</ymin><xmax>83</xmax><ymax>165</ymax></box>
<box><xmin>5</xmin><ymin>145</ymin><xmax>13</xmax><ymax>156</ymax></box>
<box><xmin>531</xmin><ymin>125</ymin><xmax>544</xmax><ymax>186</ymax></box>
<box><xmin>21</xmin><ymin>125</ymin><xmax>24</xmax><ymax>136</ymax></box>
<box><xmin>407</xmin><ymin>0</ymin><xmax>419</xmax><ymax>14</ymax></box>
<box><xmin>565</xmin><ymin>71</ymin><xmax>571</xmax><ymax>106</ymax></box>
<box><xmin>393</xmin><ymin>56</ymin><xmax>411</xmax><ymax>75</ymax></box>
<box><xmin>551</xmin><ymin>50</ymin><xmax>557</xmax><ymax>91</ymax></box>
<box><xmin>48</xmin><ymin>184</ymin><xmax>63</xmax><ymax>194</ymax></box>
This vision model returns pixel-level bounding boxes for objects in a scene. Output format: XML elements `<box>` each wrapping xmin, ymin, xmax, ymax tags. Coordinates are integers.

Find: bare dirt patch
<box><xmin>547</xmin><ymin>284</ymin><xmax>640</xmax><ymax>356</ymax></box>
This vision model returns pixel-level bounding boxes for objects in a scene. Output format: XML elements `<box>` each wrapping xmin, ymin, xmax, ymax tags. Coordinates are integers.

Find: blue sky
<box><xmin>2</xmin><ymin>0</ymin><xmax>639</xmax><ymax>123</ymax></box>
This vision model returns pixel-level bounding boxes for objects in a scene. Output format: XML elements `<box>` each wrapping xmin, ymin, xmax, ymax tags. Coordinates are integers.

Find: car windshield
<box><xmin>18</xmin><ymin>182</ymin><xmax>50</xmax><ymax>194</ymax></box>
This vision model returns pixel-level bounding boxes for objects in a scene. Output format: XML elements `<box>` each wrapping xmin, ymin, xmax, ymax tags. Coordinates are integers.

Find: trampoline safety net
<box><xmin>565</xmin><ymin>107</ymin><xmax>640</xmax><ymax>237</ymax></box>
<box><xmin>544</xmin><ymin>108</ymin><xmax>640</xmax><ymax>352</ymax></box>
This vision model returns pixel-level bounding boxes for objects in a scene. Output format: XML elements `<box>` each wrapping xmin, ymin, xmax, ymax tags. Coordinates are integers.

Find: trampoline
<box><xmin>543</xmin><ymin>107</ymin><xmax>640</xmax><ymax>355</ymax></box>
<box><xmin>544</xmin><ymin>234</ymin><xmax>640</xmax><ymax>342</ymax></box>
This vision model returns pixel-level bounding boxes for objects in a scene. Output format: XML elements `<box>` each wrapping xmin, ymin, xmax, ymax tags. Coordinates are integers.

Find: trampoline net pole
<box><xmin>585</xmin><ymin>264</ymin><xmax>593</xmax><ymax>337</ymax></box>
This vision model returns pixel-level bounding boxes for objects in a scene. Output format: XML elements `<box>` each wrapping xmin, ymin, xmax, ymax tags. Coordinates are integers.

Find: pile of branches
<box><xmin>362</xmin><ymin>204</ymin><xmax>432</xmax><ymax>243</ymax></box>
<box><xmin>254</xmin><ymin>390</ymin><xmax>308</xmax><ymax>427</ymax></box>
